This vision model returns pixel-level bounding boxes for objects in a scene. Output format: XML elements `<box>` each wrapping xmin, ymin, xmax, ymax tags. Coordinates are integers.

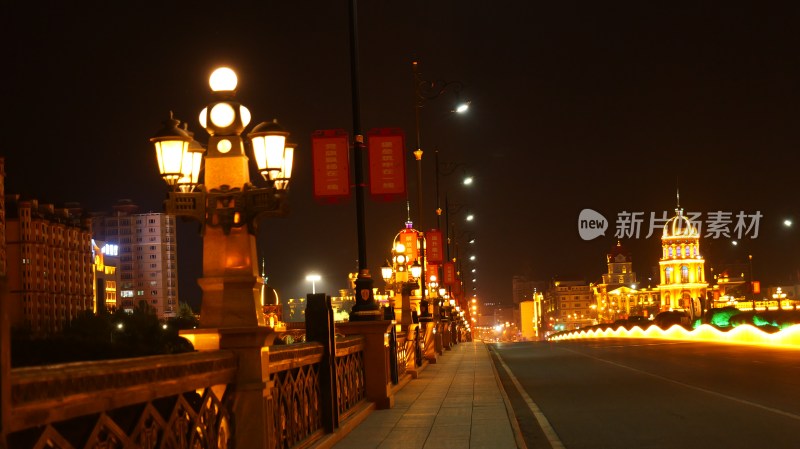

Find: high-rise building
<box><xmin>91</xmin><ymin>200</ymin><xmax>178</xmax><ymax>319</ymax></box>
<box><xmin>5</xmin><ymin>197</ymin><xmax>94</xmax><ymax>334</ymax></box>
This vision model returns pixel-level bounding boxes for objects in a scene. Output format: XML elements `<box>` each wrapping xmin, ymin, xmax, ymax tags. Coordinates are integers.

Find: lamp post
<box><xmin>150</xmin><ymin>67</ymin><xmax>294</xmax><ymax>330</ymax></box>
<box><xmin>306</xmin><ymin>274</ymin><xmax>321</xmax><ymax>294</ymax></box>
<box><xmin>412</xmin><ymin>60</ymin><xmax>470</xmax><ymax>325</ymax></box>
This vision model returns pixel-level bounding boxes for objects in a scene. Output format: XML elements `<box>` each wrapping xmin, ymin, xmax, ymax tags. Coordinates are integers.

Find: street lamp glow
<box><xmin>466</xmin><ymin>214</ymin><xmax>474</xmax><ymax>221</ymax></box>
<box><xmin>463</xmin><ymin>176</ymin><xmax>473</xmax><ymax>186</ymax></box>
<box><xmin>209</xmin><ymin>67</ymin><xmax>238</xmax><ymax>92</ymax></box>
<box><xmin>784</xmin><ymin>219</ymin><xmax>793</xmax><ymax>227</ymax></box>
<box><xmin>455</xmin><ymin>101</ymin><xmax>470</xmax><ymax>114</ymax></box>
<box><xmin>469</xmin><ymin>255</ymin><xmax>476</xmax><ymax>261</ymax></box>
<box><xmin>732</xmin><ymin>240</ymin><xmax>738</xmax><ymax>246</ymax></box>
<box><xmin>306</xmin><ymin>274</ymin><xmax>321</xmax><ymax>294</ymax></box>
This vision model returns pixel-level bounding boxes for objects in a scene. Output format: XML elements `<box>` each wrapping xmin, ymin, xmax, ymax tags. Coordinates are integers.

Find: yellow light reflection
<box><xmin>550</xmin><ymin>323</ymin><xmax>800</xmax><ymax>349</ymax></box>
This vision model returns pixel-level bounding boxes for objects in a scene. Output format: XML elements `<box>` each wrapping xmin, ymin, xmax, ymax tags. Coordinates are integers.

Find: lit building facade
<box><xmin>658</xmin><ymin>206</ymin><xmax>707</xmax><ymax>320</ymax></box>
<box><xmin>91</xmin><ymin>200</ymin><xmax>178</xmax><ymax>318</ymax></box>
<box><xmin>593</xmin><ymin>241</ymin><xmax>660</xmax><ymax>321</ymax></box>
<box><xmin>546</xmin><ymin>280</ymin><xmax>594</xmax><ymax>331</ymax></box>
<box><xmin>92</xmin><ymin>239</ymin><xmax>119</xmax><ymax>314</ymax></box>
<box><xmin>5</xmin><ymin>197</ymin><xmax>94</xmax><ymax>334</ymax></box>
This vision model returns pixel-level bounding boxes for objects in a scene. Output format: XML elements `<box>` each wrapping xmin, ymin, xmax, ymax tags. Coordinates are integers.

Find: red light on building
<box><xmin>752</xmin><ymin>281</ymin><xmax>760</xmax><ymax>294</ymax></box>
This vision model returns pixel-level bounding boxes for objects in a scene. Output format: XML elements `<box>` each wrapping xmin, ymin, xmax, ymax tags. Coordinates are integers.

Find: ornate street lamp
<box><xmin>151</xmin><ymin>67</ymin><xmax>294</xmax><ymax>329</ymax></box>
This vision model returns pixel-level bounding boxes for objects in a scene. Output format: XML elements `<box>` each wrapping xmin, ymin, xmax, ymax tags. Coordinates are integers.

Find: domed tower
<box><xmin>657</xmin><ymin>198</ymin><xmax>706</xmax><ymax>320</ymax></box>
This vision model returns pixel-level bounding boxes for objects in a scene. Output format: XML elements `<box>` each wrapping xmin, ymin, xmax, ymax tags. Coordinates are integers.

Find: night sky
<box><xmin>5</xmin><ymin>2</ymin><xmax>800</xmax><ymax>310</ymax></box>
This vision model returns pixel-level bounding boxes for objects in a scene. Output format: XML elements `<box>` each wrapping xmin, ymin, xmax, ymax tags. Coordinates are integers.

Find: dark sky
<box><xmin>5</xmin><ymin>2</ymin><xmax>800</xmax><ymax>310</ymax></box>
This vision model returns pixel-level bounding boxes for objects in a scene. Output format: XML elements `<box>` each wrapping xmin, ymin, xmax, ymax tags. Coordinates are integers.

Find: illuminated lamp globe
<box><xmin>248</xmin><ymin>119</ymin><xmax>290</xmax><ymax>180</ymax></box>
<box><xmin>381</xmin><ymin>260</ymin><xmax>393</xmax><ymax>282</ymax></box>
<box><xmin>209</xmin><ymin>67</ymin><xmax>238</xmax><ymax>92</ymax></box>
<box><xmin>410</xmin><ymin>261</ymin><xmax>422</xmax><ymax>279</ymax></box>
<box><xmin>150</xmin><ymin>112</ymin><xmax>192</xmax><ymax>187</ymax></box>
<box><xmin>210</xmin><ymin>102</ymin><xmax>236</xmax><ymax>128</ymax></box>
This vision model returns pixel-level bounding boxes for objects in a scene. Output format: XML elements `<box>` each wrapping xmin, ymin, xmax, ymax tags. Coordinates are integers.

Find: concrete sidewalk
<box><xmin>330</xmin><ymin>341</ymin><xmax>522</xmax><ymax>449</ymax></box>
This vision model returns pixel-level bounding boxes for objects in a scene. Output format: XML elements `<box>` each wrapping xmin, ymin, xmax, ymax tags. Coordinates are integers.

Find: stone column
<box><xmin>337</xmin><ymin>321</ymin><xmax>394</xmax><ymax>409</ymax></box>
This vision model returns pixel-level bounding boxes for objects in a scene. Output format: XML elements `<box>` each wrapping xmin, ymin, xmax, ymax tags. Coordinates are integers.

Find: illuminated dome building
<box><xmin>657</xmin><ymin>203</ymin><xmax>707</xmax><ymax>320</ymax></box>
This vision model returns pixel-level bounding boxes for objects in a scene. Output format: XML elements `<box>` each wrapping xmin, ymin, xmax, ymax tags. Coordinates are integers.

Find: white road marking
<box><xmin>494</xmin><ymin>350</ymin><xmax>566</xmax><ymax>449</ymax></box>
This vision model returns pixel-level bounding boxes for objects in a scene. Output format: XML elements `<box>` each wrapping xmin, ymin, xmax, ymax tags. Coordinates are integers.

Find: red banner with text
<box><xmin>399</xmin><ymin>229</ymin><xmax>418</xmax><ymax>262</ymax></box>
<box><xmin>367</xmin><ymin>128</ymin><xmax>406</xmax><ymax>201</ymax></box>
<box><xmin>312</xmin><ymin>129</ymin><xmax>350</xmax><ymax>202</ymax></box>
<box><xmin>443</xmin><ymin>261</ymin><xmax>456</xmax><ymax>286</ymax></box>
<box><xmin>426</xmin><ymin>229</ymin><xmax>444</xmax><ymax>264</ymax></box>
<box><xmin>426</xmin><ymin>263</ymin><xmax>439</xmax><ymax>284</ymax></box>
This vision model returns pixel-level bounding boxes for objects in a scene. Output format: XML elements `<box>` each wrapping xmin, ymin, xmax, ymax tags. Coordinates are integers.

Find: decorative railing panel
<box><xmin>267</xmin><ymin>343</ymin><xmax>324</xmax><ymax>449</ymax></box>
<box><xmin>396</xmin><ymin>331</ymin><xmax>408</xmax><ymax>378</ymax></box>
<box><xmin>334</xmin><ymin>336</ymin><xmax>365</xmax><ymax>419</ymax></box>
<box><xmin>7</xmin><ymin>351</ymin><xmax>236</xmax><ymax>449</ymax></box>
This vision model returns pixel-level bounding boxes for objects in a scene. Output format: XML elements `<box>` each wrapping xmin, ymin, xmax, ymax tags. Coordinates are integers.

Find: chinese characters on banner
<box><xmin>426</xmin><ymin>229</ymin><xmax>444</xmax><ymax>264</ymax></box>
<box><xmin>399</xmin><ymin>229</ymin><xmax>419</xmax><ymax>262</ymax></box>
<box><xmin>443</xmin><ymin>262</ymin><xmax>456</xmax><ymax>286</ymax></box>
<box><xmin>311</xmin><ymin>129</ymin><xmax>350</xmax><ymax>202</ymax></box>
<box><xmin>426</xmin><ymin>263</ymin><xmax>439</xmax><ymax>283</ymax></box>
<box><xmin>367</xmin><ymin>128</ymin><xmax>406</xmax><ymax>201</ymax></box>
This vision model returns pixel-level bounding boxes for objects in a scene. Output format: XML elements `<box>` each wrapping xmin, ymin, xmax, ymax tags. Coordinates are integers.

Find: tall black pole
<box><xmin>413</xmin><ymin>60</ymin><xmax>431</xmax><ymax>321</ymax></box>
<box><xmin>348</xmin><ymin>0</ymin><xmax>380</xmax><ymax>320</ymax></box>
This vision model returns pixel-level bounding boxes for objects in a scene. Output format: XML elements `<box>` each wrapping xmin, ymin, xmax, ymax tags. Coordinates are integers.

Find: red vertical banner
<box><xmin>426</xmin><ymin>263</ymin><xmax>439</xmax><ymax>284</ymax></box>
<box><xmin>367</xmin><ymin>128</ymin><xmax>406</xmax><ymax>201</ymax></box>
<box><xmin>452</xmin><ymin>280</ymin><xmax>462</xmax><ymax>297</ymax></box>
<box><xmin>426</xmin><ymin>229</ymin><xmax>443</xmax><ymax>264</ymax></box>
<box><xmin>312</xmin><ymin>129</ymin><xmax>350</xmax><ymax>202</ymax></box>
<box><xmin>443</xmin><ymin>262</ymin><xmax>456</xmax><ymax>286</ymax></box>
<box><xmin>399</xmin><ymin>229</ymin><xmax>418</xmax><ymax>261</ymax></box>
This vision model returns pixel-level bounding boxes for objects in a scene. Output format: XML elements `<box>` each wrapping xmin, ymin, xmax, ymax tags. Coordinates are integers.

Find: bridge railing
<box><xmin>0</xmin><ymin>294</ymin><xmax>424</xmax><ymax>449</ymax></box>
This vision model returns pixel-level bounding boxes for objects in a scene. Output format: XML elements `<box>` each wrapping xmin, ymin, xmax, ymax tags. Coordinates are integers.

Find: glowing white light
<box><xmin>463</xmin><ymin>177</ymin><xmax>473</xmax><ymax>185</ymax></box>
<box><xmin>209</xmin><ymin>67</ymin><xmax>238</xmax><ymax>92</ymax></box>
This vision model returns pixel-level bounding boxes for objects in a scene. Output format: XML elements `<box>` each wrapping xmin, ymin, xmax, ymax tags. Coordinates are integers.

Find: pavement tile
<box><xmin>331</xmin><ymin>342</ymin><xmax>519</xmax><ymax>449</ymax></box>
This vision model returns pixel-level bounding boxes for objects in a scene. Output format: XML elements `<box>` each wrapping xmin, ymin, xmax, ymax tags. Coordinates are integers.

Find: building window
<box><xmin>681</xmin><ymin>265</ymin><xmax>689</xmax><ymax>284</ymax></box>
<box><xmin>665</xmin><ymin>267</ymin><xmax>673</xmax><ymax>284</ymax></box>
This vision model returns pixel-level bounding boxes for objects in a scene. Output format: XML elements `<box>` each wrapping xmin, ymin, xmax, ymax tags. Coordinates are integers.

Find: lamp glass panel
<box><xmin>265</xmin><ymin>135</ymin><xmax>287</xmax><ymax>171</ymax></box>
<box><xmin>178</xmin><ymin>148</ymin><xmax>202</xmax><ymax>185</ymax></box>
<box><xmin>155</xmin><ymin>139</ymin><xmax>186</xmax><ymax>176</ymax></box>
<box><xmin>251</xmin><ymin>135</ymin><xmax>268</xmax><ymax>171</ymax></box>
<box><xmin>282</xmin><ymin>146</ymin><xmax>294</xmax><ymax>179</ymax></box>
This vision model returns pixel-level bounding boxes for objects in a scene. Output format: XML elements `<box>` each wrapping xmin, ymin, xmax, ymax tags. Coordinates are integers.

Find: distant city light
<box><xmin>466</xmin><ymin>214</ymin><xmax>474</xmax><ymax>221</ymax></box>
<box><xmin>784</xmin><ymin>219</ymin><xmax>793</xmax><ymax>227</ymax></box>
<box><xmin>306</xmin><ymin>274</ymin><xmax>321</xmax><ymax>294</ymax></box>
<box><xmin>732</xmin><ymin>240</ymin><xmax>738</xmax><ymax>246</ymax></box>
<box><xmin>455</xmin><ymin>102</ymin><xmax>470</xmax><ymax>114</ymax></box>
<box><xmin>463</xmin><ymin>176</ymin><xmax>473</xmax><ymax>185</ymax></box>
<box><xmin>469</xmin><ymin>255</ymin><xmax>476</xmax><ymax>261</ymax></box>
